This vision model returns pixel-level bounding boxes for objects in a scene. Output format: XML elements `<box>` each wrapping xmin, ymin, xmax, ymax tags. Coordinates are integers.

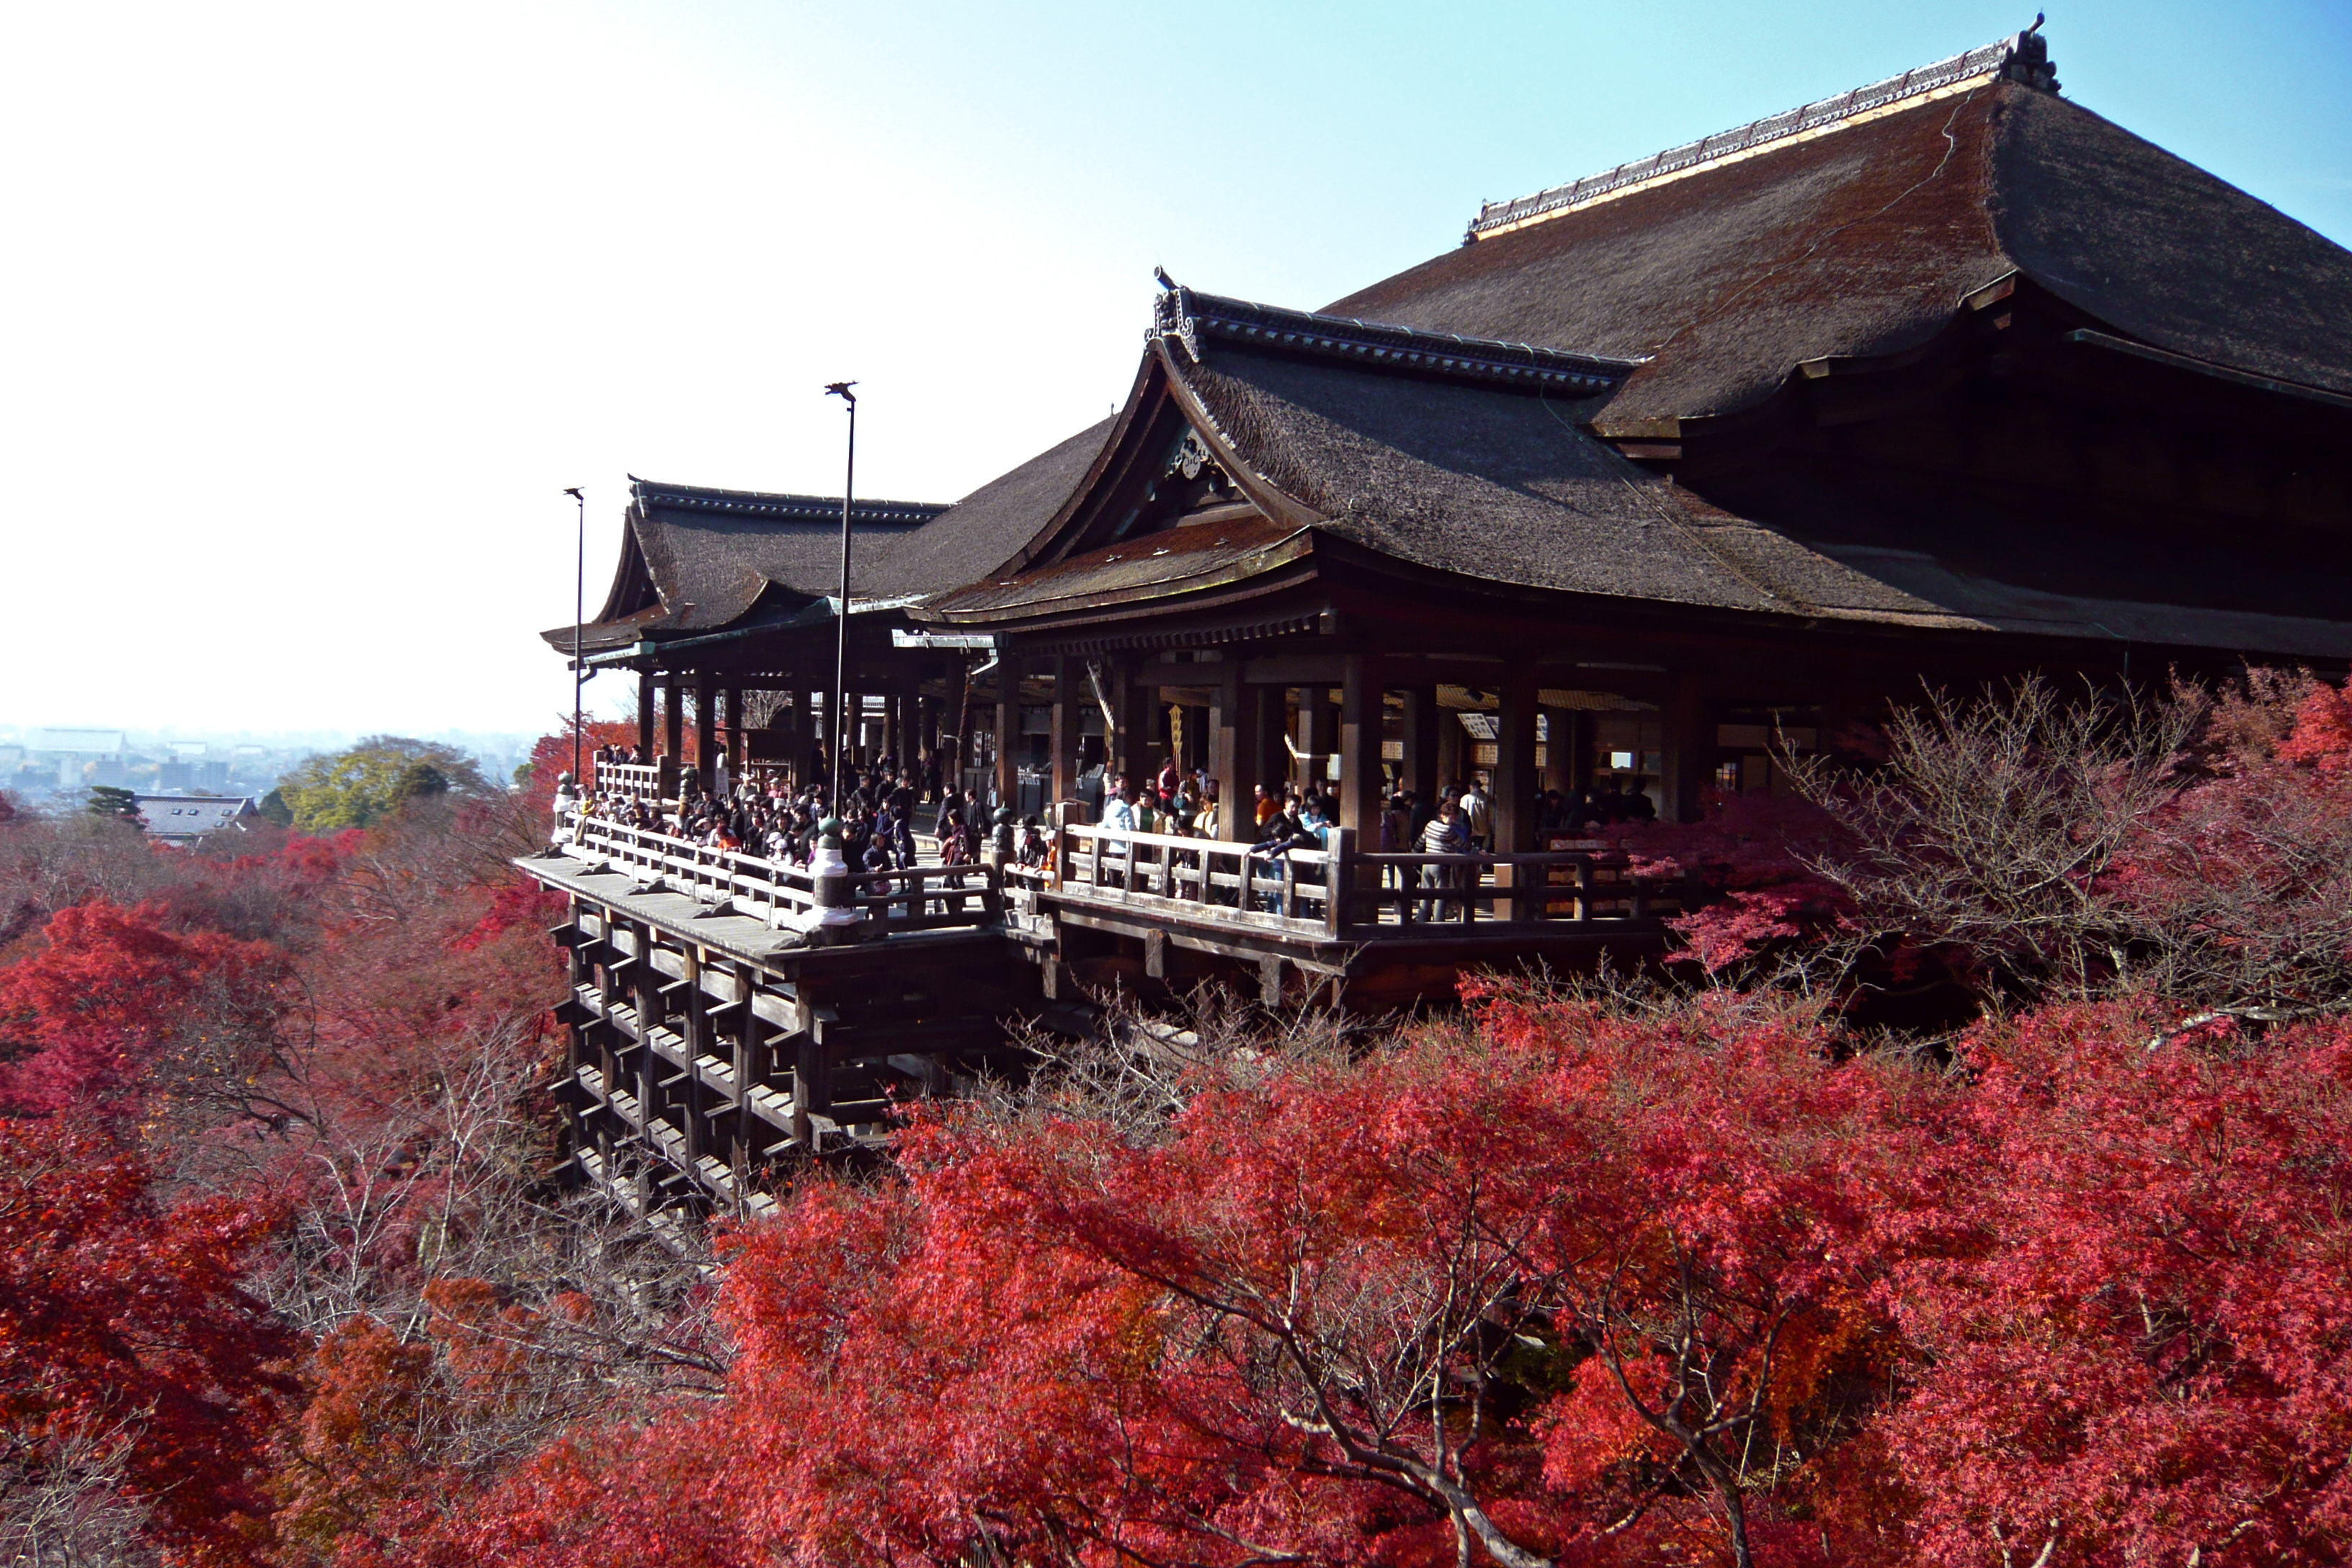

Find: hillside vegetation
<box><xmin>1</xmin><ymin>682</ymin><xmax>2347</xmax><ymax>1567</ymax></box>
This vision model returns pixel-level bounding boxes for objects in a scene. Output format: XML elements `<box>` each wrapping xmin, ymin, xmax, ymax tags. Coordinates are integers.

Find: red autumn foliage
<box><xmin>0</xmin><ymin>899</ymin><xmax>288</xmax><ymax>1115</ymax></box>
<box><xmin>406</xmin><ymin>982</ymin><xmax>2352</xmax><ymax>1568</ymax></box>
<box><xmin>0</xmin><ymin>1113</ymin><xmax>294</xmax><ymax>1566</ymax></box>
<box><xmin>1866</xmin><ymin>1003</ymin><xmax>2352</xmax><ymax>1565</ymax></box>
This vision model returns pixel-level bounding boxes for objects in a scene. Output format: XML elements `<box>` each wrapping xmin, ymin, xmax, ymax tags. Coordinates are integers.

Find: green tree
<box><xmin>273</xmin><ymin>738</ymin><xmax>489</xmax><ymax>832</ymax></box>
<box><xmin>86</xmin><ymin>785</ymin><xmax>143</xmax><ymax>822</ymax></box>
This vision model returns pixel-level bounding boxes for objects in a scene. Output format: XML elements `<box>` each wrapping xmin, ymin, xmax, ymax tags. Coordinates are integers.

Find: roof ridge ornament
<box><xmin>1466</xmin><ymin>20</ymin><xmax>2059</xmax><ymax>243</ymax></box>
<box><xmin>1149</xmin><ymin>275</ymin><xmax>1638</xmax><ymax>393</ymax></box>
<box><xmin>625</xmin><ymin>476</ymin><xmax>948</xmax><ymax>528</ymax></box>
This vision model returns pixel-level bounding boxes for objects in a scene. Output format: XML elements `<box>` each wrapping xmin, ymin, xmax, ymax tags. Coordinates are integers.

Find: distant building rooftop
<box><xmin>32</xmin><ymin>728</ymin><xmax>127</xmax><ymax>755</ymax></box>
<box><xmin>135</xmin><ymin>794</ymin><xmax>257</xmax><ymax>845</ymax></box>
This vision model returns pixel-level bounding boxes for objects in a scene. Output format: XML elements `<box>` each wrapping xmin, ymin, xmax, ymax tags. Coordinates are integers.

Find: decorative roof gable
<box><xmin>1150</xmin><ymin>282</ymin><xmax>1636</xmax><ymax>395</ymax></box>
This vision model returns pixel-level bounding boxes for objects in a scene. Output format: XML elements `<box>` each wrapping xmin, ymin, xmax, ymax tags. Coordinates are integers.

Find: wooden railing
<box><xmin>560</xmin><ymin>812</ymin><xmax>1001</xmax><ymax>935</ymax></box>
<box><xmin>594</xmin><ymin>758</ymin><xmax>677</xmax><ymax>807</ymax></box>
<box><xmin>1343</xmin><ymin>848</ymin><xmax>1675</xmax><ymax>927</ymax></box>
<box><xmin>1048</xmin><ymin>823</ymin><xmax>1682</xmax><ymax>941</ymax></box>
<box><xmin>1054</xmin><ymin>823</ymin><xmax>1348</xmax><ymax>940</ymax></box>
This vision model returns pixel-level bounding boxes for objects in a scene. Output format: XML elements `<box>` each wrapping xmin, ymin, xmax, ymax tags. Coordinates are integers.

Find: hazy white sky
<box><xmin>6</xmin><ymin>1</ymin><xmax>2346</xmax><ymax>739</ymax></box>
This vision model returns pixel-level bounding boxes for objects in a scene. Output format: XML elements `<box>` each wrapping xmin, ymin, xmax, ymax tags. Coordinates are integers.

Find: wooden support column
<box><xmin>678</xmin><ymin>945</ymin><xmax>703</xmax><ymax>1172</ymax></box>
<box><xmin>725</xmin><ymin>685</ymin><xmax>744</xmax><ymax>775</ymax></box>
<box><xmin>1435</xmin><ymin>698</ymin><xmax>1464</xmax><ymax>793</ymax></box>
<box><xmin>1541</xmin><ymin>704</ymin><xmax>1574</xmax><ymax>793</ymax></box>
<box><xmin>993</xmin><ymin>659</ymin><xmax>1020</xmax><ymax>811</ymax></box>
<box><xmin>630</xmin><ymin>923</ymin><xmax>658</xmax><ymax>1149</ymax></box>
<box><xmin>1402</xmin><ymin>686</ymin><xmax>1439</xmax><ymax>807</ymax></box>
<box><xmin>1339</xmin><ymin>656</ymin><xmax>1388</xmax><ymax>845</ymax></box>
<box><xmin>1209</xmin><ymin>674</ymin><xmax>1265</xmax><ymax>842</ymax></box>
<box><xmin>1662</xmin><ymin>673</ymin><xmax>1709</xmax><ymax>824</ymax></box>
<box><xmin>1113</xmin><ymin>663</ymin><xmax>1156</xmax><ymax>786</ymax></box>
<box><xmin>1049</xmin><ymin>655</ymin><xmax>1080</xmax><ymax>806</ymax></box>
<box><xmin>662</xmin><ymin>674</ymin><xmax>683</xmax><ymax>763</ymax></box>
<box><xmin>693</xmin><ymin>672</ymin><xmax>716</xmax><ymax>795</ymax></box>
<box><xmin>637</xmin><ymin>669</ymin><xmax>656</xmax><ymax>757</ymax></box>
<box><xmin>1568</xmin><ymin>710</ymin><xmax>1595</xmax><ymax>793</ymax></box>
<box><xmin>730</xmin><ymin>962</ymin><xmax>758</xmax><ymax>1173</ymax></box>
<box><xmin>1297</xmin><ymin>686</ymin><xmax>1336</xmax><ymax>793</ymax></box>
<box><xmin>1494</xmin><ymin>669</ymin><xmax>1539</xmax><ymax>919</ymax></box>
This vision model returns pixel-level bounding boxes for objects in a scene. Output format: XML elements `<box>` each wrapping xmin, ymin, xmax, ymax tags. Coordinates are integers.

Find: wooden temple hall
<box><xmin>519</xmin><ymin>25</ymin><xmax>2352</xmax><ymax>1208</ymax></box>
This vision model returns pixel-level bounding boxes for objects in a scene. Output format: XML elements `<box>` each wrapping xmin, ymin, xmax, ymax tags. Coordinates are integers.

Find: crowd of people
<box><xmin>561</xmin><ymin>744</ymin><xmax>969</xmax><ymax>876</ymax></box>
<box><xmin>551</xmin><ymin>742</ymin><xmax>1659</xmax><ymax>913</ymax></box>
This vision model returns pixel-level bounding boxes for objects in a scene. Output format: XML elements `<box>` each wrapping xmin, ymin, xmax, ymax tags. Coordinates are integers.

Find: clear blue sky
<box><xmin>4</xmin><ymin>1</ymin><xmax>2346</xmax><ymax>735</ymax></box>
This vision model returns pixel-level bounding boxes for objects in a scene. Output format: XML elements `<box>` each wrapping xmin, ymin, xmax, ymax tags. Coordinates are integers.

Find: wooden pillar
<box><xmin>1662</xmin><ymin>673</ymin><xmax>1709</xmax><ymax>824</ymax></box>
<box><xmin>677</xmin><ymin>944</ymin><xmax>703</xmax><ymax>1171</ymax></box>
<box><xmin>1113</xmin><ymin>664</ymin><xmax>1156</xmax><ymax>786</ymax></box>
<box><xmin>662</xmin><ymin>674</ymin><xmax>683</xmax><ymax>763</ymax></box>
<box><xmin>1297</xmin><ymin>686</ymin><xmax>1336</xmax><ymax>793</ymax></box>
<box><xmin>725</xmin><ymin>685</ymin><xmax>744</xmax><ymax>775</ymax></box>
<box><xmin>693</xmin><ymin>672</ymin><xmax>716</xmax><ymax>794</ymax></box>
<box><xmin>1209</xmin><ymin>674</ymin><xmax>1265</xmax><ymax>842</ymax></box>
<box><xmin>1048</xmin><ymin>656</ymin><xmax>1081</xmax><ymax>805</ymax></box>
<box><xmin>730</xmin><ymin>962</ymin><xmax>758</xmax><ymax>1172</ymax></box>
<box><xmin>993</xmin><ymin>659</ymin><xmax>1020</xmax><ymax>811</ymax></box>
<box><xmin>636</xmin><ymin>669</ymin><xmax>656</xmax><ymax>757</ymax></box>
<box><xmin>1339</xmin><ymin>656</ymin><xmax>1388</xmax><ymax>843</ymax></box>
<box><xmin>1402</xmin><ymin>687</ymin><xmax>1439</xmax><ymax>806</ymax></box>
<box><xmin>1568</xmin><ymin>710</ymin><xmax>1595</xmax><ymax>793</ymax></box>
<box><xmin>1541</xmin><ymin>704</ymin><xmax>1574</xmax><ymax>793</ymax></box>
<box><xmin>1494</xmin><ymin>669</ymin><xmax>1539</xmax><ymax>919</ymax></box>
<box><xmin>1435</xmin><ymin>698</ymin><xmax>1464</xmax><ymax>793</ymax></box>
<box><xmin>950</xmin><ymin>657</ymin><xmax>977</xmax><ymax>791</ymax></box>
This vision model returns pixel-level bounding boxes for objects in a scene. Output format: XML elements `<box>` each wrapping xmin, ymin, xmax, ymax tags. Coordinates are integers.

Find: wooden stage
<box><xmin>519</xmin><ymin>811</ymin><xmax>1682</xmax><ymax>1216</ymax></box>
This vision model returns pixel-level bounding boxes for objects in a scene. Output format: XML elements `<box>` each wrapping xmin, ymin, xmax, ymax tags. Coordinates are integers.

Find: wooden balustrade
<box><xmin>593</xmin><ymin>757</ymin><xmax>678</xmax><ymax>806</ymax></box>
<box><xmin>1048</xmin><ymin>823</ymin><xmax>1681</xmax><ymax>940</ymax></box>
<box><xmin>1053</xmin><ymin>823</ymin><xmax>1348</xmax><ymax>939</ymax></box>
<box><xmin>561</xmin><ymin>812</ymin><xmax>1001</xmax><ymax>935</ymax></box>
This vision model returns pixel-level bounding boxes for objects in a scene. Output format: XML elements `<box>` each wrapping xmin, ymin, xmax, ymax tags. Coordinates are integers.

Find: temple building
<box><xmin>522</xmin><ymin>27</ymin><xmax>2352</xmax><ymax>1211</ymax></box>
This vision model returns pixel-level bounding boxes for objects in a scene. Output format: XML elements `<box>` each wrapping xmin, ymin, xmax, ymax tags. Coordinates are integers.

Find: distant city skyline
<box><xmin>6</xmin><ymin>0</ymin><xmax>2346</xmax><ymax>735</ymax></box>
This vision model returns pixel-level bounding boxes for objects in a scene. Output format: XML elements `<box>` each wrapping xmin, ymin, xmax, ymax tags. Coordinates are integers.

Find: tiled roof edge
<box><xmin>1149</xmin><ymin>282</ymin><xmax>1639</xmax><ymax>392</ymax></box>
<box><xmin>1466</xmin><ymin>23</ymin><xmax>2059</xmax><ymax>241</ymax></box>
<box><xmin>627</xmin><ymin>477</ymin><xmax>950</xmax><ymax>527</ymax></box>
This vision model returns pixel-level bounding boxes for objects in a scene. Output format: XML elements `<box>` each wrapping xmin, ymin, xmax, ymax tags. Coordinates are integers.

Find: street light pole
<box><xmin>824</xmin><ymin>382</ymin><xmax>858</xmax><ymax>806</ymax></box>
<box><xmin>564</xmin><ymin>486</ymin><xmax>586</xmax><ymax>786</ymax></box>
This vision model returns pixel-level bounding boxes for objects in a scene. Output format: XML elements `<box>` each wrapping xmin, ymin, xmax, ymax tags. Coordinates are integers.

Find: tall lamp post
<box><xmin>564</xmin><ymin>486</ymin><xmax>586</xmax><ymax>785</ymax></box>
<box><xmin>823</xmin><ymin>382</ymin><xmax>858</xmax><ymax>805</ymax></box>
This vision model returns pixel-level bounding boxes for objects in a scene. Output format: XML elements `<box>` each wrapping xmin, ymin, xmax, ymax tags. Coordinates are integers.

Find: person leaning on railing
<box><xmin>1416</xmin><ymin>797</ymin><xmax>1472</xmax><ymax>922</ymax></box>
